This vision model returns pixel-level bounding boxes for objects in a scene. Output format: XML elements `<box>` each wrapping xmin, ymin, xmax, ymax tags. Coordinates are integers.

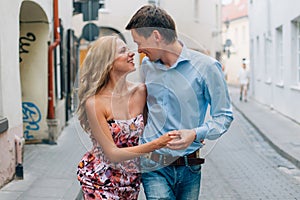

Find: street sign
<box><xmin>82</xmin><ymin>23</ymin><xmax>99</xmax><ymax>42</ymax></box>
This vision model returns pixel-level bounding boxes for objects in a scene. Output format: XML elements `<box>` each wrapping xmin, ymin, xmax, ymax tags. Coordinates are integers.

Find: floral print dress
<box><xmin>77</xmin><ymin>114</ymin><xmax>144</xmax><ymax>200</ymax></box>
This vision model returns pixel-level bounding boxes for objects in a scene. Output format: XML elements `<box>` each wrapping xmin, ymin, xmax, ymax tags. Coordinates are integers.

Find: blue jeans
<box><xmin>141</xmin><ymin>159</ymin><xmax>201</xmax><ymax>200</ymax></box>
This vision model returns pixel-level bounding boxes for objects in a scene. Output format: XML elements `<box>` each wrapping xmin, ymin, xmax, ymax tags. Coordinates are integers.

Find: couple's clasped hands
<box><xmin>155</xmin><ymin>129</ymin><xmax>198</xmax><ymax>150</ymax></box>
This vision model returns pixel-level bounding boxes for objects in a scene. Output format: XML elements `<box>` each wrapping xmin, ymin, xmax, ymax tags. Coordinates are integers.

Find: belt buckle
<box><xmin>144</xmin><ymin>152</ymin><xmax>152</xmax><ymax>160</ymax></box>
<box><xmin>196</xmin><ymin>150</ymin><xmax>200</xmax><ymax>158</ymax></box>
<box><xmin>162</xmin><ymin>155</ymin><xmax>168</xmax><ymax>165</ymax></box>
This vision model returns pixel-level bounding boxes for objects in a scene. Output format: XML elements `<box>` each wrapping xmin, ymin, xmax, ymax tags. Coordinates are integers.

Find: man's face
<box><xmin>131</xmin><ymin>29</ymin><xmax>160</xmax><ymax>62</ymax></box>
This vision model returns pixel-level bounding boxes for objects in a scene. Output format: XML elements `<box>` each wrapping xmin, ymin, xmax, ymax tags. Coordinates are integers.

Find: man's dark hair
<box><xmin>125</xmin><ymin>4</ymin><xmax>177</xmax><ymax>44</ymax></box>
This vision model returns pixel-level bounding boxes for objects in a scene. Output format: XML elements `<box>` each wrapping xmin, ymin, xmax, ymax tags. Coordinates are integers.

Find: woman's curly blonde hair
<box><xmin>77</xmin><ymin>36</ymin><xmax>118</xmax><ymax>133</ymax></box>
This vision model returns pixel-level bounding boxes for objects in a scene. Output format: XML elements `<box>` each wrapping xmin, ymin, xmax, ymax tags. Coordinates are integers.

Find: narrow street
<box><xmin>200</xmin><ymin>106</ymin><xmax>300</xmax><ymax>199</ymax></box>
<box><xmin>2</xmin><ymin>88</ymin><xmax>300</xmax><ymax>200</ymax></box>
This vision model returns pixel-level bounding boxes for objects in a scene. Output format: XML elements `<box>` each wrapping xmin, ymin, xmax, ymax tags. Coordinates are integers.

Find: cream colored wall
<box><xmin>20</xmin><ymin>22</ymin><xmax>49</xmax><ymax>140</ymax></box>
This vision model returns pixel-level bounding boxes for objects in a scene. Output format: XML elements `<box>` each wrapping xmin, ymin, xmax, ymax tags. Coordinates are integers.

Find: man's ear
<box><xmin>152</xmin><ymin>30</ymin><xmax>162</xmax><ymax>42</ymax></box>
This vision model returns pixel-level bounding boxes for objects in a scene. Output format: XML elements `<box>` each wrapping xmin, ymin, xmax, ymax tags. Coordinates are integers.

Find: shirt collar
<box><xmin>154</xmin><ymin>41</ymin><xmax>190</xmax><ymax>70</ymax></box>
<box><xmin>171</xmin><ymin>41</ymin><xmax>190</xmax><ymax>68</ymax></box>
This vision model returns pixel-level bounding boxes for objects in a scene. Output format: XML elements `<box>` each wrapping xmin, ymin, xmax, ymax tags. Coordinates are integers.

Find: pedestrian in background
<box><xmin>238</xmin><ymin>58</ymin><xmax>250</xmax><ymax>102</ymax></box>
<box><xmin>126</xmin><ymin>5</ymin><xmax>233</xmax><ymax>199</ymax></box>
<box><xmin>76</xmin><ymin>35</ymin><xmax>179</xmax><ymax>200</ymax></box>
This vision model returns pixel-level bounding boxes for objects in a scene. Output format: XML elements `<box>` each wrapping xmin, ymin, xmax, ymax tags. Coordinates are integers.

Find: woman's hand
<box><xmin>153</xmin><ymin>130</ymin><xmax>180</xmax><ymax>149</ymax></box>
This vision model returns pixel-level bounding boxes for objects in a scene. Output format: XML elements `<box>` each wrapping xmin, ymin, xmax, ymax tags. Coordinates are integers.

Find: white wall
<box><xmin>0</xmin><ymin>0</ymin><xmax>23</xmax><ymax>187</ymax></box>
<box><xmin>0</xmin><ymin>0</ymin><xmax>73</xmax><ymax>187</ymax></box>
<box><xmin>0</xmin><ymin>1</ymin><xmax>23</xmax><ymax>129</ymax></box>
<box><xmin>72</xmin><ymin>0</ymin><xmax>222</xmax><ymax>58</ymax></box>
<box><xmin>249</xmin><ymin>0</ymin><xmax>300</xmax><ymax>123</ymax></box>
<box><xmin>222</xmin><ymin>17</ymin><xmax>249</xmax><ymax>85</ymax></box>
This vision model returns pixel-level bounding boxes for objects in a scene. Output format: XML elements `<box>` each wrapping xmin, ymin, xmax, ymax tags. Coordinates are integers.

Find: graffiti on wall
<box><xmin>19</xmin><ymin>32</ymin><xmax>36</xmax><ymax>63</ymax></box>
<box><xmin>22</xmin><ymin>102</ymin><xmax>41</xmax><ymax>139</ymax></box>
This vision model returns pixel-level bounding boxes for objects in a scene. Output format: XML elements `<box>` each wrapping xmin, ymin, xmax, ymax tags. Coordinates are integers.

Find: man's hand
<box><xmin>153</xmin><ymin>130</ymin><xmax>180</xmax><ymax>149</ymax></box>
<box><xmin>166</xmin><ymin>129</ymin><xmax>196</xmax><ymax>150</ymax></box>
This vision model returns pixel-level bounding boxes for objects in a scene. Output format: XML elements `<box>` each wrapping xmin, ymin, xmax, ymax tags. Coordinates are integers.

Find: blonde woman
<box><xmin>76</xmin><ymin>36</ymin><xmax>177</xmax><ymax>200</ymax></box>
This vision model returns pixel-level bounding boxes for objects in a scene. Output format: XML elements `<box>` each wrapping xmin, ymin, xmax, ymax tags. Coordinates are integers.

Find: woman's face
<box><xmin>112</xmin><ymin>38</ymin><xmax>135</xmax><ymax>74</ymax></box>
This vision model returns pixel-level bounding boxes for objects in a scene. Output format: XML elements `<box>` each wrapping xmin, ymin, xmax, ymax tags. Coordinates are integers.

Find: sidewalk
<box><xmin>229</xmin><ymin>86</ymin><xmax>300</xmax><ymax>169</ymax></box>
<box><xmin>1</xmin><ymin>87</ymin><xmax>300</xmax><ymax>200</ymax></box>
<box><xmin>0</xmin><ymin>117</ymin><xmax>92</xmax><ymax>200</ymax></box>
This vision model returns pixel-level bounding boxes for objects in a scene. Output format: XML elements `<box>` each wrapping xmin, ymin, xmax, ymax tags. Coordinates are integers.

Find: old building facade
<box><xmin>221</xmin><ymin>0</ymin><xmax>249</xmax><ymax>85</ymax></box>
<box><xmin>249</xmin><ymin>0</ymin><xmax>300</xmax><ymax>123</ymax></box>
<box><xmin>72</xmin><ymin>0</ymin><xmax>223</xmax><ymax>69</ymax></box>
<box><xmin>0</xmin><ymin>0</ymin><xmax>76</xmax><ymax>187</ymax></box>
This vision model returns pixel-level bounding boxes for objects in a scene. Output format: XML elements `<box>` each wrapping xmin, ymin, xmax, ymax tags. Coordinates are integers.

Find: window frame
<box><xmin>275</xmin><ymin>26</ymin><xmax>284</xmax><ymax>85</ymax></box>
<box><xmin>264</xmin><ymin>34</ymin><xmax>272</xmax><ymax>83</ymax></box>
<box><xmin>297</xmin><ymin>21</ymin><xmax>300</xmax><ymax>84</ymax></box>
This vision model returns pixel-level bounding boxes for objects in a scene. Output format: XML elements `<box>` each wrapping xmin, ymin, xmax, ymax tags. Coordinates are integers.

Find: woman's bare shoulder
<box><xmin>128</xmin><ymin>82</ymin><xmax>146</xmax><ymax>92</ymax></box>
<box><xmin>85</xmin><ymin>94</ymin><xmax>109</xmax><ymax>113</ymax></box>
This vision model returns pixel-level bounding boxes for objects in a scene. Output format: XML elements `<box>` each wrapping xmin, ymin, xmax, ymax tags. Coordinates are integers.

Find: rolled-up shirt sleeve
<box><xmin>194</xmin><ymin>61</ymin><xmax>234</xmax><ymax>141</ymax></box>
<box><xmin>195</xmin><ymin>115</ymin><xmax>233</xmax><ymax>141</ymax></box>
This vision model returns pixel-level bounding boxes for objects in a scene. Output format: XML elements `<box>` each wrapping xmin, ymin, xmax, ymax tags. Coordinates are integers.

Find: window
<box><xmin>0</xmin><ymin>52</ymin><xmax>2</xmax><ymax>115</ymax></box>
<box><xmin>297</xmin><ymin>21</ymin><xmax>300</xmax><ymax>84</ymax></box>
<box><xmin>235</xmin><ymin>28</ymin><xmax>239</xmax><ymax>45</ymax></box>
<box><xmin>242</xmin><ymin>26</ymin><xmax>246</xmax><ymax>43</ymax></box>
<box><xmin>292</xmin><ymin>19</ymin><xmax>300</xmax><ymax>85</ymax></box>
<box><xmin>276</xmin><ymin>26</ymin><xmax>284</xmax><ymax>84</ymax></box>
<box><xmin>250</xmin><ymin>38</ymin><xmax>254</xmax><ymax>90</ymax></box>
<box><xmin>55</xmin><ymin>46</ymin><xmax>62</xmax><ymax>100</ymax></box>
<box><xmin>264</xmin><ymin>35</ymin><xmax>272</xmax><ymax>82</ymax></box>
<box><xmin>256</xmin><ymin>36</ymin><xmax>261</xmax><ymax>80</ymax></box>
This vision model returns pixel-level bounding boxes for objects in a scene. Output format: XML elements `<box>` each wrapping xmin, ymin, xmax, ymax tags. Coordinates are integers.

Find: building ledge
<box><xmin>275</xmin><ymin>82</ymin><xmax>284</xmax><ymax>88</ymax></box>
<box><xmin>99</xmin><ymin>8</ymin><xmax>111</xmax><ymax>14</ymax></box>
<box><xmin>0</xmin><ymin>116</ymin><xmax>9</xmax><ymax>134</ymax></box>
<box><xmin>264</xmin><ymin>78</ymin><xmax>272</xmax><ymax>85</ymax></box>
<box><xmin>290</xmin><ymin>85</ymin><xmax>300</xmax><ymax>92</ymax></box>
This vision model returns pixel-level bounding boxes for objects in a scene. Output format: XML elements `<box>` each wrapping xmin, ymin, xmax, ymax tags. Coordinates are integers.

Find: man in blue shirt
<box><xmin>126</xmin><ymin>5</ymin><xmax>233</xmax><ymax>199</ymax></box>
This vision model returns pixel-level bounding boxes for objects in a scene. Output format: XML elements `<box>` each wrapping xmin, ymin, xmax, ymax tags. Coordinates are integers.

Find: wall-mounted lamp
<box><xmin>224</xmin><ymin>18</ymin><xmax>230</xmax><ymax>29</ymax></box>
<box><xmin>223</xmin><ymin>18</ymin><xmax>231</xmax><ymax>58</ymax></box>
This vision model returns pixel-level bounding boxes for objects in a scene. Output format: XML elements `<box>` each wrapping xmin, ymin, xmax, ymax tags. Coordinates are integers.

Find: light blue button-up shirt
<box><xmin>140</xmin><ymin>44</ymin><xmax>233</xmax><ymax>157</ymax></box>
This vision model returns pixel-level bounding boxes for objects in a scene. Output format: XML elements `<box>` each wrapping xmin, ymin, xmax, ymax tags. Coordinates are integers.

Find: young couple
<box><xmin>77</xmin><ymin>5</ymin><xmax>233</xmax><ymax>200</ymax></box>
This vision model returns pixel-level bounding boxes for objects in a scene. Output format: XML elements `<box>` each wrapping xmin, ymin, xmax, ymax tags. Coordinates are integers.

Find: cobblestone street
<box><xmin>200</xmin><ymin>107</ymin><xmax>300</xmax><ymax>200</ymax></box>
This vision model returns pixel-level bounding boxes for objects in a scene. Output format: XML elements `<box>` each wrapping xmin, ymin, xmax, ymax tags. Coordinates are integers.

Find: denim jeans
<box><xmin>141</xmin><ymin>158</ymin><xmax>201</xmax><ymax>200</ymax></box>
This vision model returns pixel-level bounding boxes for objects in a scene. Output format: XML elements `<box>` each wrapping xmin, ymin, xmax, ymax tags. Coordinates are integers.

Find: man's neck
<box><xmin>160</xmin><ymin>41</ymin><xmax>183</xmax><ymax>67</ymax></box>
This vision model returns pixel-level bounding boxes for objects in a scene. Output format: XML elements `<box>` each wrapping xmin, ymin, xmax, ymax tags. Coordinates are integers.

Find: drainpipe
<box><xmin>47</xmin><ymin>0</ymin><xmax>60</xmax><ymax>119</ymax></box>
<box><xmin>47</xmin><ymin>0</ymin><xmax>60</xmax><ymax>144</ymax></box>
<box><xmin>15</xmin><ymin>135</ymin><xmax>25</xmax><ymax>179</ymax></box>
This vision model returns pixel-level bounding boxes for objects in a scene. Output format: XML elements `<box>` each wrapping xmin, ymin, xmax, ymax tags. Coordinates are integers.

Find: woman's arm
<box><xmin>85</xmin><ymin>97</ymin><xmax>175</xmax><ymax>163</ymax></box>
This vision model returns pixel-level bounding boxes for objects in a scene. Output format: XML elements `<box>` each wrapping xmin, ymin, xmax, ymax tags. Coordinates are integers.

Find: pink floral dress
<box><xmin>77</xmin><ymin>114</ymin><xmax>144</xmax><ymax>200</ymax></box>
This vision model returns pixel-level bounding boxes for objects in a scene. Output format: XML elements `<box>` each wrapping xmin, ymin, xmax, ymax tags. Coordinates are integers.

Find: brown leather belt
<box><xmin>145</xmin><ymin>150</ymin><xmax>205</xmax><ymax>166</ymax></box>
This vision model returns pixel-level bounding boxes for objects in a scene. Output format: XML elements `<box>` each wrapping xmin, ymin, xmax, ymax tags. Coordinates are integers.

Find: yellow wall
<box><xmin>20</xmin><ymin>23</ymin><xmax>49</xmax><ymax>141</ymax></box>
